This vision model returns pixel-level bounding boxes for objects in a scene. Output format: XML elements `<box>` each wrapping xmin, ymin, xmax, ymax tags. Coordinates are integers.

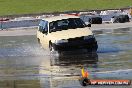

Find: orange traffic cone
<box><xmin>81</xmin><ymin>67</ymin><xmax>89</xmax><ymax>78</ymax></box>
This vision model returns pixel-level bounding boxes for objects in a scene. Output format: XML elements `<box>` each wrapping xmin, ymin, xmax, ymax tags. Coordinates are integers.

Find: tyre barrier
<box><xmin>113</xmin><ymin>15</ymin><xmax>130</xmax><ymax>23</ymax></box>
<box><xmin>80</xmin><ymin>15</ymin><xmax>112</xmax><ymax>23</ymax></box>
<box><xmin>89</xmin><ymin>17</ymin><xmax>102</xmax><ymax>24</ymax></box>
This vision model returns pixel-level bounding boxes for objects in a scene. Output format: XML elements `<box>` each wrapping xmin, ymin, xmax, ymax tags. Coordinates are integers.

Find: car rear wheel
<box><xmin>37</xmin><ymin>38</ymin><xmax>40</xmax><ymax>44</ymax></box>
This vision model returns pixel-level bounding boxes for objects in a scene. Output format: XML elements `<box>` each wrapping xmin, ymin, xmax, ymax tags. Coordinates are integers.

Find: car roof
<box><xmin>42</xmin><ymin>15</ymin><xmax>79</xmax><ymax>22</ymax></box>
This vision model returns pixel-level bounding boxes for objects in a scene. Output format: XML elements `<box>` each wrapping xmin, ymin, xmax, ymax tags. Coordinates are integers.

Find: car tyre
<box><xmin>49</xmin><ymin>44</ymin><xmax>60</xmax><ymax>57</ymax></box>
<box><xmin>37</xmin><ymin>38</ymin><xmax>40</xmax><ymax>44</ymax></box>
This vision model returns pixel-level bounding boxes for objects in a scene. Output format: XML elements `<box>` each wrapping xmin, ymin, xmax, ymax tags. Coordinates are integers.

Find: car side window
<box><xmin>39</xmin><ymin>20</ymin><xmax>48</xmax><ymax>33</ymax></box>
<box><xmin>58</xmin><ymin>20</ymin><xmax>69</xmax><ymax>27</ymax></box>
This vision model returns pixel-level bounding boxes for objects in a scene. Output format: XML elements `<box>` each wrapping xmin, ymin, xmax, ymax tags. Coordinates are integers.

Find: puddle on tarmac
<box><xmin>0</xmin><ymin>28</ymin><xmax>132</xmax><ymax>88</ymax></box>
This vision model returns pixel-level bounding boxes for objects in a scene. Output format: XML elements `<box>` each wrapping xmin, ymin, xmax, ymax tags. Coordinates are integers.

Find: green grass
<box><xmin>0</xmin><ymin>0</ymin><xmax>132</xmax><ymax>16</ymax></box>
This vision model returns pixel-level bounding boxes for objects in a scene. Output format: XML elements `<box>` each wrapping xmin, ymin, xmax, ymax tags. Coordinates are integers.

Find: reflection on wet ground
<box><xmin>0</xmin><ymin>28</ymin><xmax>132</xmax><ymax>88</ymax></box>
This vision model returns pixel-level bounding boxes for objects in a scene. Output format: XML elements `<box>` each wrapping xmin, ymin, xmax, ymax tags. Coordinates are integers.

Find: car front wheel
<box><xmin>49</xmin><ymin>44</ymin><xmax>61</xmax><ymax>56</ymax></box>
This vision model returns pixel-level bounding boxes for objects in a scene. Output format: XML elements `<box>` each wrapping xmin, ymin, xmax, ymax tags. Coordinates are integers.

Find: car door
<box><xmin>37</xmin><ymin>20</ymin><xmax>44</xmax><ymax>40</ymax></box>
<box><xmin>38</xmin><ymin>20</ymin><xmax>49</xmax><ymax>49</ymax></box>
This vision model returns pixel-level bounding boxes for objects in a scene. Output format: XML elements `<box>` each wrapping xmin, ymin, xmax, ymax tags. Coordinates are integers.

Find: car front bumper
<box><xmin>52</xmin><ymin>38</ymin><xmax>98</xmax><ymax>52</ymax></box>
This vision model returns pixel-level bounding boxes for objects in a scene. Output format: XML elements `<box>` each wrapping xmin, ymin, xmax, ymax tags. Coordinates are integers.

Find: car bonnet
<box><xmin>49</xmin><ymin>27</ymin><xmax>93</xmax><ymax>42</ymax></box>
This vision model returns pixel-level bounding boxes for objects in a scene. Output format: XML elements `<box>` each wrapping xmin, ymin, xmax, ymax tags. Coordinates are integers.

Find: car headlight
<box><xmin>55</xmin><ymin>39</ymin><xmax>68</xmax><ymax>44</ymax></box>
<box><xmin>84</xmin><ymin>35</ymin><xmax>94</xmax><ymax>40</ymax></box>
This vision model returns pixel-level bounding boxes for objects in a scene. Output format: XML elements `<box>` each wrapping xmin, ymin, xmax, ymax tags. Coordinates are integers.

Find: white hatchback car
<box><xmin>37</xmin><ymin>15</ymin><xmax>98</xmax><ymax>54</ymax></box>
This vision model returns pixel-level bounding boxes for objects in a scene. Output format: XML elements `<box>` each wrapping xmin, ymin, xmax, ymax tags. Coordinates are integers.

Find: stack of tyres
<box><xmin>113</xmin><ymin>15</ymin><xmax>129</xmax><ymax>23</ymax></box>
<box><xmin>89</xmin><ymin>17</ymin><xmax>102</xmax><ymax>24</ymax></box>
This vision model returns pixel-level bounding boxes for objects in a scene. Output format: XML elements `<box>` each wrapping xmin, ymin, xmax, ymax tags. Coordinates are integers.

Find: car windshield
<box><xmin>49</xmin><ymin>18</ymin><xmax>86</xmax><ymax>32</ymax></box>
